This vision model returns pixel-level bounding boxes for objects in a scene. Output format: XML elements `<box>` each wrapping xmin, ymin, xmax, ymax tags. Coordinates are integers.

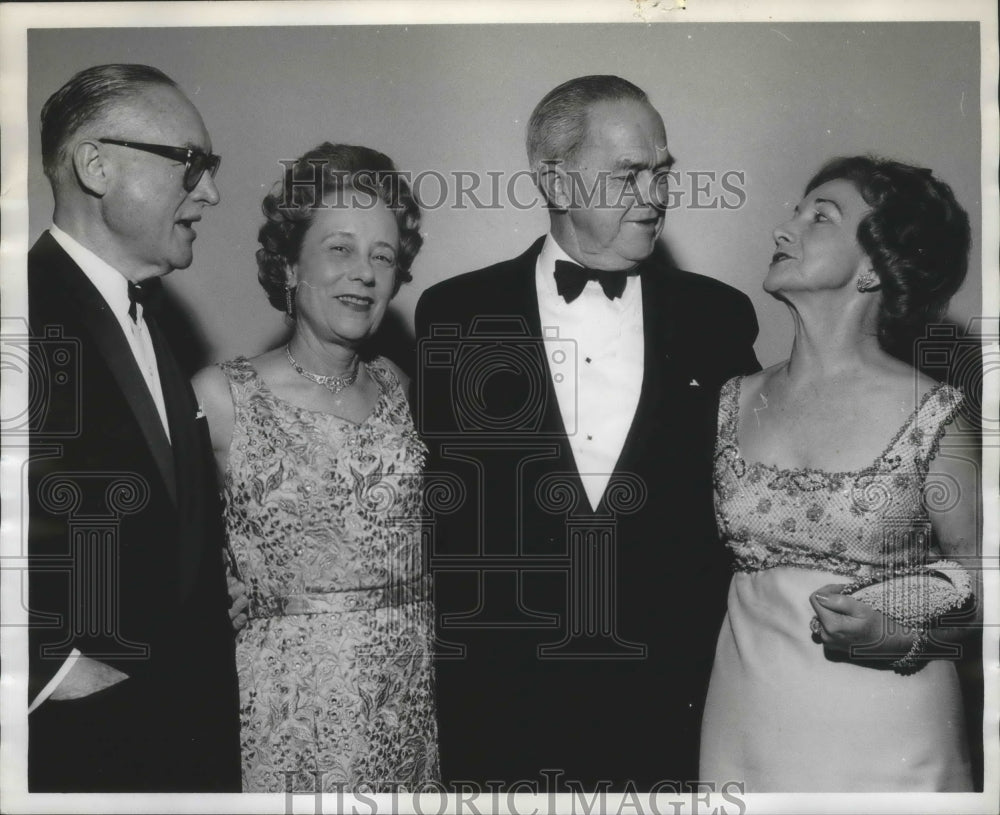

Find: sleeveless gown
<box><xmin>219</xmin><ymin>356</ymin><xmax>439</xmax><ymax>792</ymax></box>
<box><xmin>700</xmin><ymin>376</ymin><xmax>972</xmax><ymax>792</ymax></box>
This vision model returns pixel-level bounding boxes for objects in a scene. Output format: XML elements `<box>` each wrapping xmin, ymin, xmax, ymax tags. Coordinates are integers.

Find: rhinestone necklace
<box><xmin>285</xmin><ymin>344</ymin><xmax>359</xmax><ymax>395</ymax></box>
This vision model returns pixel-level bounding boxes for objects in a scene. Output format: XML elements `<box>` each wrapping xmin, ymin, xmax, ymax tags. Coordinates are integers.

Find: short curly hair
<box><xmin>257</xmin><ymin>142</ymin><xmax>422</xmax><ymax>312</ymax></box>
<box><xmin>805</xmin><ymin>155</ymin><xmax>971</xmax><ymax>357</ymax></box>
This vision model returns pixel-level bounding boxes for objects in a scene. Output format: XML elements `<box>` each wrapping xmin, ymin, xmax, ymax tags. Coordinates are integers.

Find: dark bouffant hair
<box><xmin>806</xmin><ymin>155</ymin><xmax>971</xmax><ymax>357</ymax></box>
<box><xmin>256</xmin><ymin>142</ymin><xmax>422</xmax><ymax>312</ymax></box>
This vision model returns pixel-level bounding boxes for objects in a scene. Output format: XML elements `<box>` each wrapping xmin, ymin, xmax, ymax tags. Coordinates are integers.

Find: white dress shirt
<box><xmin>48</xmin><ymin>225</ymin><xmax>171</xmax><ymax>440</ymax></box>
<box><xmin>535</xmin><ymin>235</ymin><xmax>644</xmax><ymax>510</ymax></box>
<box><xmin>29</xmin><ymin>227</ymin><xmax>170</xmax><ymax>713</ymax></box>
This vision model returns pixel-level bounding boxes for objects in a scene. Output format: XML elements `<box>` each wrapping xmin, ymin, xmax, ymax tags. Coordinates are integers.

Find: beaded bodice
<box><xmin>713</xmin><ymin>376</ymin><xmax>963</xmax><ymax>581</ymax></box>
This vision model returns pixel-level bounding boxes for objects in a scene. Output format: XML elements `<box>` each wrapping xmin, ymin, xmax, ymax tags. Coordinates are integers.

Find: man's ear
<box><xmin>71</xmin><ymin>140</ymin><xmax>109</xmax><ymax>196</ymax></box>
<box><xmin>537</xmin><ymin>160</ymin><xmax>573</xmax><ymax>210</ymax></box>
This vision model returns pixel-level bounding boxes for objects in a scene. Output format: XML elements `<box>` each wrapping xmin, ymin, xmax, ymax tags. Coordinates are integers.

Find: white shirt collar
<box><xmin>49</xmin><ymin>224</ymin><xmax>132</xmax><ymax>320</ymax></box>
<box><xmin>536</xmin><ymin>233</ymin><xmax>641</xmax><ymax>310</ymax></box>
<box><xmin>47</xmin><ymin>226</ymin><xmax>172</xmax><ymax>442</ymax></box>
<box><xmin>536</xmin><ymin>233</ymin><xmax>578</xmax><ymax>299</ymax></box>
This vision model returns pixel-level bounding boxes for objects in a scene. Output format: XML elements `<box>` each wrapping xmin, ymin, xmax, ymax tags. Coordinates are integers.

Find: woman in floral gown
<box><xmin>193</xmin><ymin>143</ymin><xmax>437</xmax><ymax>792</ymax></box>
<box><xmin>700</xmin><ymin>156</ymin><xmax>980</xmax><ymax>791</ymax></box>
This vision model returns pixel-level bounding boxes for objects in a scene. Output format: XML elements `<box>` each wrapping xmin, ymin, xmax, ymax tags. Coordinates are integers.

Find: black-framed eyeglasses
<box><xmin>99</xmin><ymin>138</ymin><xmax>221</xmax><ymax>192</ymax></box>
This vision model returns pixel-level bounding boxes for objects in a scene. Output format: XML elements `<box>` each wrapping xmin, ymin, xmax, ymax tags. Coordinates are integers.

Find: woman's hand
<box><xmin>809</xmin><ymin>583</ymin><xmax>917</xmax><ymax>662</ymax></box>
<box><xmin>228</xmin><ymin>576</ymin><xmax>249</xmax><ymax>634</ymax></box>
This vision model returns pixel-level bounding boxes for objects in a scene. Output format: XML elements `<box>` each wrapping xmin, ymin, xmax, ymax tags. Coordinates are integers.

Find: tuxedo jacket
<box><xmin>26</xmin><ymin>232</ymin><xmax>240</xmax><ymax>791</ymax></box>
<box><xmin>414</xmin><ymin>237</ymin><xmax>760</xmax><ymax>790</ymax></box>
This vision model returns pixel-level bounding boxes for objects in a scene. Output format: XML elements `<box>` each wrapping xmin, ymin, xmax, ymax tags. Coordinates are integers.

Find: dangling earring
<box><xmin>856</xmin><ymin>268</ymin><xmax>878</xmax><ymax>292</ymax></box>
<box><xmin>285</xmin><ymin>285</ymin><xmax>296</xmax><ymax>317</ymax></box>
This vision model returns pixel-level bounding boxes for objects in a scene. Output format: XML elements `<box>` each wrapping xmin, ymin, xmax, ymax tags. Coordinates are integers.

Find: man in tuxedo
<box><xmin>26</xmin><ymin>64</ymin><xmax>240</xmax><ymax>791</ymax></box>
<box><xmin>414</xmin><ymin>75</ymin><xmax>760</xmax><ymax>790</ymax></box>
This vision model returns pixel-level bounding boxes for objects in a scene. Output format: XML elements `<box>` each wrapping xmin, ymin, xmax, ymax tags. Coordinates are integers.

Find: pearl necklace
<box><xmin>285</xmin><ymin>345</ymin><xmax>359</xmax><ymax>395</ymax></box>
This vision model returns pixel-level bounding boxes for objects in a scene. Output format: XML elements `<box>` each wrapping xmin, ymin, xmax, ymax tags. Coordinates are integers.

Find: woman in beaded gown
<box><xmin>699</xmin><ymin>157</ymin><xmax>980</xmax><ymax>791</ymax></box>
<box><xmin>193</xmin><ymin>144</ymin><xmax>438</xmax><ymax>792</ymax></box>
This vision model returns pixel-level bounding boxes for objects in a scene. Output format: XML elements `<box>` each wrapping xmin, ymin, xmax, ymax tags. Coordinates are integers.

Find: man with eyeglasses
<box><xmin>26</xmin><ymin>64</ymin><xmax>240</xmax><ymax>791</ymax></box>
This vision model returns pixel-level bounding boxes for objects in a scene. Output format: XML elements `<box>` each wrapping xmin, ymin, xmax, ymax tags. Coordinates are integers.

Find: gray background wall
<box><xmin>26</xmin><ymin>23</ymin><xmax>983</xmax><ymax>369</ymax></box>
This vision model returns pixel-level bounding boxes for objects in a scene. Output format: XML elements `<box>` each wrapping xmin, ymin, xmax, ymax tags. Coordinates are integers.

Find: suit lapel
<box><xmin>600</xmin><ymin>255</ymin><xmax>686</xmax><ymax>505</ymax></box>
<box><xmin>485</xmin><ymin>240</ymin><xmax>693</xmax><ymax>516</ymax></box>
<box><xmin>146</xmin><ymin>314</ymin><xmax>206</xmax><ymax>601</ymax></box>
<box><xmin>504</xmin><ymin>240</ymin><xmax>601</xmax><ymax>514</ymax></box>
<box><xmin>35</xmin><ymin>233</ymin><xmax>178</xmax><ymax>506</ymax></box>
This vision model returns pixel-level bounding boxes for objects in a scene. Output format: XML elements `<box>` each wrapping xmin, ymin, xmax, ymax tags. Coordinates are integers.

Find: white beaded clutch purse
<box><xmin>842</xmin><ymin>560</ymin><xmax>975</xmax><ymax>629</ymax></box>
<box><xmin>810</xmin><ymin>560</ymin><xmax>977</xmax><ymax>673</ymax></box>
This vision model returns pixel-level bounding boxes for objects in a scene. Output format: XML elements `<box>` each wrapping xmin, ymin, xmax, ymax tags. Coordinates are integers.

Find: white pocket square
<box><xmin>689</xmin><ymin>379</ymin><xmax>700</xmax><ymax>387</ymax></box>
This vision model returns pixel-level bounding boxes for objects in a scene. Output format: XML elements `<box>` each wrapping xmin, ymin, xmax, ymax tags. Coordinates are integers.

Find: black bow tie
<box><xmin>127</xmin><ymin>278</ymin><xmax>163</xmax><ymax>322</ymax></box>
<box><xmin>554</xmin><ymin>260</ymin><xmax>630</xmax><ymax>303</ymax></box>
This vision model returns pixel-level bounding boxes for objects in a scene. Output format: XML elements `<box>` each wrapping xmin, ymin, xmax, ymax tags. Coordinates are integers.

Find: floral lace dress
<box><xmin>220</xmin><ymin>356</ymin><xmax>438</xmax><ymax>792</ymax></box>
<box><xmin>699</xmin><ymin>376</ymin><xmax>971</xmax><ymax>792</ymax></box>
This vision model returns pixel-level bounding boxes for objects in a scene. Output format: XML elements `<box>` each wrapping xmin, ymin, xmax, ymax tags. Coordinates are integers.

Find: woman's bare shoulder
<box><xmin>867</xmin><ymin>356</ymin><xmax>942</xmax><ymax>408</ymax></box>
<box><xmin>192</xmin><ymin>363</ymin><xmax>231</xmax><ymax>404</ymax></box>
<box><xmin>736</xmin><ymin>363</ymin><xmax>786</xmax><ymax>403</ymax></box>
<box><xmin>244</xmin><ymin>347</ymin><xmax>285</xmax><ymax>375</ymax></box>
<box><xmin>191</xmin><ymin>363</ymin><xmax>236</xmax><ymax>461</ymax></box>
<box><xmin>374</xmin><ymin>356</ymin><xmax>411</xmax><ymax>392</ymax></box>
